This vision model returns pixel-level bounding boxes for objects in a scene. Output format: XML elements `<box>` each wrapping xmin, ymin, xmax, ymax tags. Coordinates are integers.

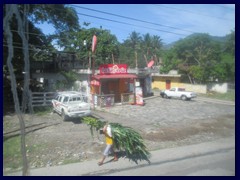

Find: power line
<box><xmin>75</xmin><ymin>12</ymin><xmax>188</xmax><ymax>36</ymax></box>
<box><xmin>3</xmin><ymin>44</ymin><xmax>76</xmax><ymax>55</ymax></box>
<box><xmin>71</xmin><ymin>5</ymin><xmax>196</xmax><ymax>34</ymax></box>
<box><xmin>5</xmin><ymin>5</ymin><xmax>190</xmax><ymax>42</ymax></box>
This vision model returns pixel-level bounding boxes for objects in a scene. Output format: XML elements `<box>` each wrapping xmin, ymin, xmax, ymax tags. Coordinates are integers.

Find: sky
<box><xmin>36</xmin><ymin>4</ymin><xmax>235</xmax><ymax>45</ymax></box>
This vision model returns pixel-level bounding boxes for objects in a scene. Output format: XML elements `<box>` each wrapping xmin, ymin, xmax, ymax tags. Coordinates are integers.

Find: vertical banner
<box><xmin>92</xmin><ymin>35</ymin><xmax>97</xmax><ymax>53</ymax></box>
<box><xmin>136</xmin><ymin>86</ymin><xmax>144</xmax><ymax>106</ymax></box>
<box><xmin>91</xmin><ymin>35</ymin><xmax>97</xmax><ymax>76</ymax></box>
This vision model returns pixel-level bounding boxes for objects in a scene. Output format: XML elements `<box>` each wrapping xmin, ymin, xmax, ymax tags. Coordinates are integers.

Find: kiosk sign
<box><xmin>99</xmin><ymin>64</ymin><xmax>128</xmax><ymax>75</ymax></box>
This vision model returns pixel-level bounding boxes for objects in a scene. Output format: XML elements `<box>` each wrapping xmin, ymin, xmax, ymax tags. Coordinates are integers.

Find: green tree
<box><xmin>220</xmin><ymin>30</ymin><xmax>235</xmax><ymax>82</ymax></box>
<box><xmin>225</xmin><ymin>30</ymin><xmax>235</xmax><ymax>56</ymax></box>
<box><xmin>160</xmin><ymin>49</ymin><xmax>179</xmax><ymax>74</ymax></box>
<box><xmin>141</xmin><ymin>33</ymin><xmax>163</xmax><ymax>66</ymax></box>
<box><xmin>3</xmin><ymin>4</ymin><xmax>80</xmax><ymax>78</ymax></box>
<box><xmin>56</xmin><ymin>27</ymin><xmax>120</xmax><ymax>68</ymax></box>
<box><xmin>121</xmin><ymin>31</ymin><xmax>142</xmax><ymax>68</ymax></box>
<box><xmin>170</xmin><ymin>33</ymin><xmax>221</xmax><ymax>84</ymax></box>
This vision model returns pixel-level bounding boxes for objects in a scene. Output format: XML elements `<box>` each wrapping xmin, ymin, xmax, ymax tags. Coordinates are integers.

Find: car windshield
<box><xmin>178</xmin><ymin>88</ymin><xmax>185</xmax><ymax>91</ymax></box>
<box><xmin>63</xmin><ymin>97</ymin><xmax>69</xmax><ymax>102</ymax></box>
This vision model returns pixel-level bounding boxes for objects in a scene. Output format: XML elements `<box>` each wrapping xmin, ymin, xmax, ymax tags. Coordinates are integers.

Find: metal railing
<box><xmin>94</xmin><ymin>94</ymin><xmax>115</xmax><ymax>108</ymax></box>
<box><xmin>121</xmin><ymin>93</ymin><xmax>135</xmax><ymax>105</ymax></box>
<box><xmin>30</xmin><ymin>92</ymin><xmax>56</xmax><ymax>107</ymax></box>
<box><xmin>92</xmin><ymin>93</ymin><xmax>135</xmax><ymax>108</ymax></box>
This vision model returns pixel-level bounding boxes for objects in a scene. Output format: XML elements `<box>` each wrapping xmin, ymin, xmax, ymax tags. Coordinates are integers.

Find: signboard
<box><xmin>135</xmin><ymin>86</ymin><xmax>144</xmax><ymax>106</ymax></box>
<box><xmin>99</xmin><ymin>64</ymin><xmax>128</xmax><ymax>75</ymax></box>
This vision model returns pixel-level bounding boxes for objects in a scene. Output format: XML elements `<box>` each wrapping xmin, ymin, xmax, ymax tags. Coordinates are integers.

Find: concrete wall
<box><xmin>32</xmin><ymin>72</ymin><xmax>91</xmax><ymax>93</ymax></box>
<box><xmin>207</xmin><ymin>83</ymin><xmax>228</xmax><ymax>93</ymax></box>
<box><xmin>152</xmin><ymin>76</ymin><xmax>229</xmax><ymax>94</ymax></box>
<box><xmin>176</xmin><ymin>83</ymin><xmax>229</xmax><ymax>94</ymax></box>
<box><xmin>179</xmin><ymin>83</ymin><xmax>207</xmax><ymax>94</ymax></box>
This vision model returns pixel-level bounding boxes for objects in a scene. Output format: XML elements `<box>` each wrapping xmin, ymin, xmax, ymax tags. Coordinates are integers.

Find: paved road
<box><xmin>7</xmin><ymin>137</ymin><xmax>235</xmax><ymax>176</ymax></box>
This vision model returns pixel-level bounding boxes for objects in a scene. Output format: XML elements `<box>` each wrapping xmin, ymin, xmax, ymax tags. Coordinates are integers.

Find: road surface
<box><xmin>7</xmin><ymin>137</ymin><xmax>235</xmax><ymax>176</ymax></box>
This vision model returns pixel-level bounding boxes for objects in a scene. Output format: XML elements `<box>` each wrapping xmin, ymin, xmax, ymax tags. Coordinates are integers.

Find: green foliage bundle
<box><xmin>82</xmin><ymin>116</ymin><xmax>106</xmax><ymax>137</ymax></box>
<box><xmin>82</xmin><ymin>117</ymin><xmax>151</xmax><ymax>164</ymax></box>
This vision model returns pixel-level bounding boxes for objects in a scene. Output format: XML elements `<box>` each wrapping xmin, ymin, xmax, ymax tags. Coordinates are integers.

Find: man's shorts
<box><xmin>103</xmin><ymin>144</ymin><xmax>113</xmax><ymax>156</ymax></box>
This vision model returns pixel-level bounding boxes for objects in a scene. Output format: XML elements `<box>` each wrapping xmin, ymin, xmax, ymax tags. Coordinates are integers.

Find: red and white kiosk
<box><xmin>90</xmin><ymin>64</ymin><xmax>137</xmax><ymax>107</ymax></box>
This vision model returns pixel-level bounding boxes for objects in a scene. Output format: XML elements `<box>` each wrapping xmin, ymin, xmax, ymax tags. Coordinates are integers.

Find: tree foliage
<box><xmin>119</xmin><ymin>31</ymin><xmax>163</xmax><ymax>68</ymax></box>
<box><xmin>3</xmin><ymin>4</ymin><xmax>80</xmax><ymax>78</ymax></box>
<box><xmin>55</xmin><ymin>27</ymin><xmax>120</xmax><ymax>68</ymax></box>
<box><xmin>161</xmin><ymin>32</ymin><xmax>235</xmax><ymax>83</ymax></box>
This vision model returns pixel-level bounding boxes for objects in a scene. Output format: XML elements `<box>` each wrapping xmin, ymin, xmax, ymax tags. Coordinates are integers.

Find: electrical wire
<box><xmin>71</xmin><ymin>5</ymin><xmax>196</xmax><ymax>34</ymax></box>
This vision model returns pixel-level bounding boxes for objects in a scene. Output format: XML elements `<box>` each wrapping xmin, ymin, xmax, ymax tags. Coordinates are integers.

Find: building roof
<box><xmin>93</xmin><ymin>74</ymin><xmax>137</xmax><ymax>80</ymax></box>
<box><xmin>152</xmin><ymin>74</ymin><xmax>181</xmax><ymax>78</ymax></box>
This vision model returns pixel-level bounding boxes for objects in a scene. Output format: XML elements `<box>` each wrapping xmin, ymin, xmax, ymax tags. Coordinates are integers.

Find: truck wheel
<box><xmin>163</xmin><ymin>94</ymin><xmax>168</xmax><ymax>99</ymax></box>
<box><xmin>61</xmin><ymin>110</ymin><xmax>67</xmax><ymax>121</ymax></box>
<box><xmin>181</xmin><ymin>95</ymin><xmax>187</xmax><ymax>101</ymax></box>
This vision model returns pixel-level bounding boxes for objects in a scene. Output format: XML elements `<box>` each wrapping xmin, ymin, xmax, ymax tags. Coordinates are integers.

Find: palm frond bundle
<box><xmin>82</xmin><ymin>116</ymin><xmax>106</xmax><ymax>137</ymax></box>
<box><xmin>82</xmin><ymin>117</ymin><xmax>151</xmax><ymax>164</ymax></box>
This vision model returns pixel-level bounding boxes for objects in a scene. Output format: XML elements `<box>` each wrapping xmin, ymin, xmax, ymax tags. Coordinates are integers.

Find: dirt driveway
<box><xmin>3</xmin><ymin>97</ymin><xmax>235</xmax><ymax>173</ymax></box>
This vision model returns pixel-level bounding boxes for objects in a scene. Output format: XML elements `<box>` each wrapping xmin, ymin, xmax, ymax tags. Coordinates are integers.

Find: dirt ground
<box><xmin>3</xmin><ymin>103</ymin><xmax>235</xmax><ymax>174</ymax></box>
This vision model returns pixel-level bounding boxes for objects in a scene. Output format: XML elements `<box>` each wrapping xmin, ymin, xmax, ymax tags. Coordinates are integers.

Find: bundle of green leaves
<box><xmin>82</xmin><ymin>117</ymin><xmax>151</xmax><ymax>164</ymax></box>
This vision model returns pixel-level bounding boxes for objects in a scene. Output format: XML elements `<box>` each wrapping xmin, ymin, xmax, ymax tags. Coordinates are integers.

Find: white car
<box><xmin>52</xmin><ymin>91</ymin><xmax>91</xmax><ymax>120</ymax></box>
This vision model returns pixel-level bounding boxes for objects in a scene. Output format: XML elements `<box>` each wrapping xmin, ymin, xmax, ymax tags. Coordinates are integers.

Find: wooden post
<box><xmin>112</xmin><ymin>53</ymin><xmax>115</xmax><ymax>64</ymax></box>
<box><xmin>135</xmin><ymin>51</ymin><xmax>138</xmax><ymax>68</ymax></box>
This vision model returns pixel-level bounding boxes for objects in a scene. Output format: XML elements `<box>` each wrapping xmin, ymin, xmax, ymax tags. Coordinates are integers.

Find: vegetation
<box><xmin>3</xmin><ymin>135</ymin><xmax>47</xmax><ymax>172</ymax></box>
<box><xmin>160</xmin><ymin>32</ymin><xmax>235</xmax><ymax>84</ymax></box>
<box><xmin>33</xmin><ymin>107</ymin><xmax>52</xmax><ymax>115</ymax></box>
<box><xmin>119</xmin><ymin>31</ymin><xmax>163</xmax><ymax>68</ymax></box>
<box><xmin>199</xmin><ymin>90</ymin><xmax>235</xmax><ymax>101</ymax></box>
<box><xmin>82</xmin><ymin>116</ymin><xmax>151</xmax><ymax>164</ymax></box>
<box><xmin>3</xmin><ymin>136</ymin><xmax>22</xmax><ymax>170</ymax></box>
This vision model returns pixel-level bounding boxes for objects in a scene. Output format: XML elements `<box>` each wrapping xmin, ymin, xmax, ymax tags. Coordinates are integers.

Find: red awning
<box><xmin>93</xmin><ymin>74</ymin><xmax>137</xmax><ymax>80</ymax></box>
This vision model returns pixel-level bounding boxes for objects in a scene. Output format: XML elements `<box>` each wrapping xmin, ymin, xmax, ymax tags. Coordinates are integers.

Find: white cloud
<box><xmin>148</xmin><ymin>4</ymin><xmax>235</xmax><ymax>43</ymax></box>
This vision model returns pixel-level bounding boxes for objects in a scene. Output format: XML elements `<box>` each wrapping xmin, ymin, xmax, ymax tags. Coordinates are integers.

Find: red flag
<box><xmin>92</xmin><ymin>35</ymin><xmax>97</xmax><ymax>53</ymax></box>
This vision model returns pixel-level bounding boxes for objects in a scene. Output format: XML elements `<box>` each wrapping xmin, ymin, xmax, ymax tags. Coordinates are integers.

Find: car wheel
<box><xmin>163</xmin><ymin>94</ymin><xmax>168</xmax><ymax>99</ymax></box>
<box><xmin>61</xmin><ymin>110</ymin><xmax>67</xmax><ymax>121</ymax></box>
<box><xmin>181</xmin><ymin>95</ymin><xmax>187</xmax><ymax>101</ymax></box>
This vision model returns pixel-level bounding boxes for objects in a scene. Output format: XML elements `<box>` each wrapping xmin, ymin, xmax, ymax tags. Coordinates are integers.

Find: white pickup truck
<box><xmin>160</xmin><ymin>87</ymin><xmax>197</xmax><ymax>101</ymax></box>
<box><xmin>52</xmin><ymin>91</ymin><xmax>91</xmax><ymax>121</ymax></box>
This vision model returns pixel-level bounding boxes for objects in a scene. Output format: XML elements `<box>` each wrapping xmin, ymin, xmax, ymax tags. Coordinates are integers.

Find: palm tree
<box><xmin>128</xmin><ymin>31</ymin><xmax>142</xmax><ymax>68</ymax></box>
<box><xmin>141</xmin><ymin>33</ymin><xmax>163</xmax><ymax>66</ymax></box>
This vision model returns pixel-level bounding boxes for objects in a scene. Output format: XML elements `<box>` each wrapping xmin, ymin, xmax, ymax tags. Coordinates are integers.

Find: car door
<box><xmin>76</xmin><ymin>96</ymin><xmax>90</xmax><ymax>112</ymax></box>
<box><xmin>52</xmin><ymin>95</ymin><xmax>61</xmax><ymax>113</ymax></box>
<box><xmin>55</xmin><ymin>95</ymin><xmax>63</xmax><ymax>113</ymax></box>
<box><xmin>176</xmin><ymin>88</ymin><xmax>185</xmax><ymax>98</ymax></box>
<box><xmin>168</xmin><ymin>88</ymin><xmax>176</xmax><ymax>98</ymax></box>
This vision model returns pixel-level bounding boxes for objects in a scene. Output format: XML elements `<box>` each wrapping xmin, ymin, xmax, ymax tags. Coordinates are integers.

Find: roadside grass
<box><xmin>3</xmin><ymin>135</ymin><xmax>45</xmax><ymax>172</ymax></box>
<box><xmin>33</xmin><ymin>107</ymin><xmax>52</xmax><ymax>115</ymax></box>
<box><xmin>3</xmin><ymin>136</ymin><xmax>22</xmax><ymax>170</ymax></box>
<box><xmin>62</xmin><ymin>159</ymin><xmax>81</xmax><ymax>165</ymax></box>
<box><xmin>199</xmin><ymin>90</ymin><xmax>235</xmax><ymax>101</ymax></box>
